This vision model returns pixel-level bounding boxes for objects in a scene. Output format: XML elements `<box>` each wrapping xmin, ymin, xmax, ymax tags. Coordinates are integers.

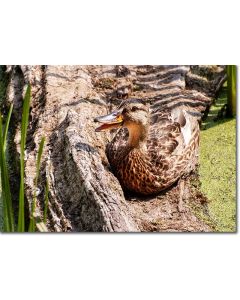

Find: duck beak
<box><xmin>94</xmin><ymin>111</ymin><xmax>123</xmax><ymax>132</ymax></box>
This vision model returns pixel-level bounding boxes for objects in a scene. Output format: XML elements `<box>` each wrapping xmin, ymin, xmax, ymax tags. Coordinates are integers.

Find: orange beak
<box><xmin>94</xmin><ymin>111</ymin><xmax>123</xmax><ymax>132</ymax></box>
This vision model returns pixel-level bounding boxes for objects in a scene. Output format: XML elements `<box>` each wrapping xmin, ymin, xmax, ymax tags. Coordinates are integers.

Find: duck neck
<box><xmin>127</xmin><ymin>123</ymin><xmax>149</xmax><ymax>151</ymax></box>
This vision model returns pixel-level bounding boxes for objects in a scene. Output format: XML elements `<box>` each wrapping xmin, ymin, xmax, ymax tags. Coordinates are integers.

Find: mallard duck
<box><xmin>94</xmin><ymin>99</ymin><xmax>200</xmax><ymax>195</ymax></box>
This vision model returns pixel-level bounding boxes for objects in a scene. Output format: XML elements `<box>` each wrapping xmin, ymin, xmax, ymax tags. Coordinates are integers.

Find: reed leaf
<box><xmin>43</xmin><ymin>177</ymin><xmax>49</xmax><ymax>224</ymax></box>
<box><xmin>0</xmin><ymin>107</ymin><xmax>14</xmax><ymax>232</ymax></box>
<box><xmin>3</xmin><ymin>103</ymin><xmax>13</xmax><ymax>151</ymax></box>
<box><xmin>29</xmin><ymin>137</ymin><xmax>45</xmax><ymax>232</ymax></box>
<box><xmin>17</xmin><ymin>84</ymin><xmax>31</xmax><ymax>232</ymax></box>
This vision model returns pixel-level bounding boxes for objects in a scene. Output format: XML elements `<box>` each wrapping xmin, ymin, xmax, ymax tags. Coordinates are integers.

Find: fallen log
<box><xmin>3</xmin><ymin>65</ymin><xmax>226</xmax><ymax>232</ymax></box>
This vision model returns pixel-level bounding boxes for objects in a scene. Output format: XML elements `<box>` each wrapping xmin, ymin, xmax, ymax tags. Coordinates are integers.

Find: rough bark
<box><xmin>3</xmin><ymin>65</ymin><xmax>226</xmax><ymax>232</ymax></box>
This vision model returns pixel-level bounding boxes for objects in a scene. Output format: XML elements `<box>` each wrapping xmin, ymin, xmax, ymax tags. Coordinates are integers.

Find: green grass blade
<box><xmin>0</xmin><ymin>114</ymin><xmax>10</xmax><ymax>231</ymax></box>
<box><xmin>17</xmin><ymin>84</ymin><xmax>31</xmax><ymax>232</ymax></box>
<box><xmin>29</xmin><ymin>137</ymin><xmax>45</xmax><ymax>232</ymax></box>
<box><xmin>3</xmin><ymin>104</ymin><xmax>13</xmax><ymax>151</ymax></box>
<box><xmin>0</xmin><ymin>110</ymin><xmax>14</xmax><ymax>232</ymax></box>
<box><xmin>43</xmin><ymin>177</ymin><xmax>49</xmax><ymax>224</ymax></box>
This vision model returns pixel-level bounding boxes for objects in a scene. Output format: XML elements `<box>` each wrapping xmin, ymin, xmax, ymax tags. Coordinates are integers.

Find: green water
<box><xmin>199</xmin><ymin>86</ymin><xmax>236</xmax><ymax>232</ymax></box>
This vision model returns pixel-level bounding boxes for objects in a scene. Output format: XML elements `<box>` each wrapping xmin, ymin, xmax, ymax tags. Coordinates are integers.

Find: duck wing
<box><xmin>147</xmin><ymin>107</ymin><xmax>200</xmax><ymax>177</ymax></box>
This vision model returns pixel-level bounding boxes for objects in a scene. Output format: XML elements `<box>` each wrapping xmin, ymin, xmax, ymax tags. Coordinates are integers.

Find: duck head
<box><xmin>94</xmin><ymin>99</ymin><xmax>150</xmax><ymax>148</ymax></box>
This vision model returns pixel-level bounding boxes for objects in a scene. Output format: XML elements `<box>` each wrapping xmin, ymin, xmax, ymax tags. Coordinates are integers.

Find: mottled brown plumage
<box><xmin>94</xmin><ymin>99</ymin><xmax>200</xmax><ymax>195</ymax></box>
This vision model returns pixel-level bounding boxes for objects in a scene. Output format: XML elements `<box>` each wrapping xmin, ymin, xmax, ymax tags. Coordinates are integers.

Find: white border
<box><xmin>0</xmin><ymin>1</ymin><xmax>239</xmax><ymax>300</ymax></box>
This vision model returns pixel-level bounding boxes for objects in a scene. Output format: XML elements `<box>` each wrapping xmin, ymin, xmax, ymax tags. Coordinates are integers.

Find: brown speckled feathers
<box><xmin>106</xmin><ymin>104</ymin><xmax>200</xmax><ymax>195</ymax></box>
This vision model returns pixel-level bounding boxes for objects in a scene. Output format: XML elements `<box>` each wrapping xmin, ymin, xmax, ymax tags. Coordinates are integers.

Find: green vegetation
<box><xmin>199</xmin><ymin>85</ymin><xmax>236</xmax><ymax>232</ymax></box>
<box><xmin>29</xmin><ymin>137</ymin><xmax>45</xmax><ymax>232</ymax></box>
<box><xmin>0</xmin><ymin>194</ymin><xmax>2</xmax><ymax>231</ymax></box>
<box><xmin>0</xmin><ymin>85</ymin><xmax>48</xmax><ymax>232</ymax></box>
<box><xmin>43</xmin><ymin>178</ymin><xmax>49</xmax><ymax>224</ymax></box>
<box><xmin>227</xmin><ymin>65</ymin><xmax>236</xmax><ymax>117</ymax></box>
<box><xmin>0</xmin><ymin>104</ymin><xmax>14</xmax><ymax>231</ymax></box>
<box><xmin>0</xmin><ymin>66</ymin><xmax>9</xmax><ymax>231</ymax></box>
<box><xmin>18</xmin><ymin>85</ymin><xmax>31</xmax><ymax>232</ymax></box>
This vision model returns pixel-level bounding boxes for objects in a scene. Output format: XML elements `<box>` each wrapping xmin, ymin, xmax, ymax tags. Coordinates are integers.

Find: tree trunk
<box><xmin>3</xmin><ymin>65</ymin><xmax>226</xmax><ymax>232</ymax></box>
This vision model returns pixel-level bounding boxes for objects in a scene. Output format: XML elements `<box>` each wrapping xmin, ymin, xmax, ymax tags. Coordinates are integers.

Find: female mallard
<box><xmin>94</xmin><ymin>99</ymin><xmax>200</xmax><ymax>195</ymax></box>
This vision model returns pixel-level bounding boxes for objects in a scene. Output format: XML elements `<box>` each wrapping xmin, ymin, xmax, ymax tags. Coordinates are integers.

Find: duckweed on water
<box><xmin>199</xmin><ymin>86</ymin><xmax>236</xmax><ymax>232</ymax></box>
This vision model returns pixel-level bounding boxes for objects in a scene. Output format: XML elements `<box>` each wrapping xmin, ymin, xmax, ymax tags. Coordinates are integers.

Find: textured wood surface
<box><xmin>5</xmin><ymin>65</ymin><xmax>226</xmax><ymax>232</ymax></box>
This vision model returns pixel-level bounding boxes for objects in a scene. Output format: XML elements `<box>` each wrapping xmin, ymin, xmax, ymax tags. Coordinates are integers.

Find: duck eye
<box><xmin>131</xmin><ymin>106</ymin><xmax>138</xmax><ymax>112</ymax></box>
